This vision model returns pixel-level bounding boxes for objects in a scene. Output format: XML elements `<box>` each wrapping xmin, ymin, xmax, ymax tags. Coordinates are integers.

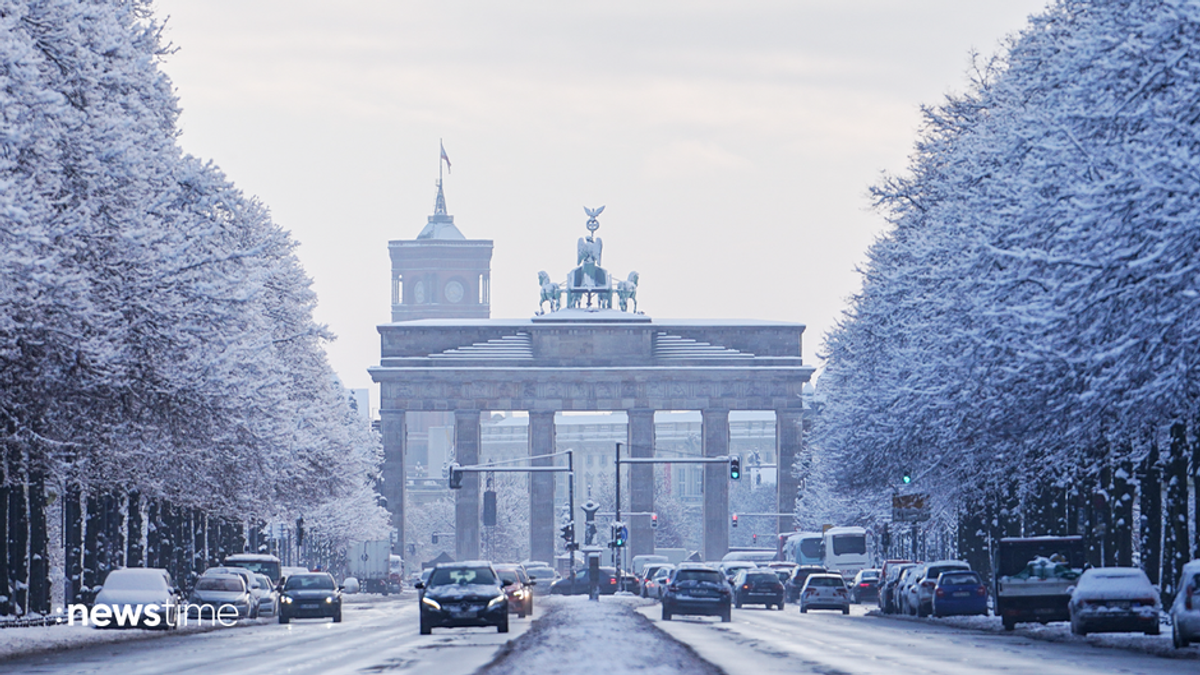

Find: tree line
<box><xmin>814</xmin><ymin>0</ymin><xmax>1200</xmax><ymax>598</ymax></box>
<box><xmin>0</xmin><ymin>0</ymin><xmax>388</xmax><ymax>615</ymax></box>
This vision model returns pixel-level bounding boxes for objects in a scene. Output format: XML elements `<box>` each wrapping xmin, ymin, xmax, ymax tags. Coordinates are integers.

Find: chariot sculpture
<box><xmin>534</xmin><ymin>206</ymin><xmax>640</xmax><ymax>316</ymax></box>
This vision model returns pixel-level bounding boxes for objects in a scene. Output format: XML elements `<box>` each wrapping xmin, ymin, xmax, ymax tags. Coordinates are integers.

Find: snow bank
<box><xmin>478</xmin><ymin>595</ymin><xmax>725</xmax><ymax>675</ymax></box>
<box><xmin>0</xmin><ymin>616</ymin><xmax>269</xmax><ymax>661</ymax></box>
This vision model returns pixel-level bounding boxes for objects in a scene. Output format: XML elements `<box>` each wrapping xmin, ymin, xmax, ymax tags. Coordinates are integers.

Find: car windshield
<box><xmin>102</xmin><ymin>571</ymin><xmax>166</xmax><ymax>591</ymax></box>
<box><xmin>498</xmin><ymin>570</ymin><xmax>520</xmax><ymax>585</ymax></box>
<box><xmin>860</xmin><ymin>571</ymin><xmax>880</xmax><ymax>580</ymax></box>
<box><xmin>676</xmin><ymin>570</ymin><xmax>722</xmax><ymax>583</ymax></box>
<box><xmin>799</xmin><ymin>539</ymin><xmax>822</xmax><ymax>558</ymax></box>
<box><xmin>284</xmin><ymin>574</ymin><xmax>335</xmax><ymax>590</ymax></box>
<box><xmin>526</xmin><ymin>567</ymin><xmax>555</xmax><ymax>579</ymax></box>
<box><xmin>224</xmin><ymin>559</ymin><xmax>281</xmax><ymax>582</ymax></box>
<box><xmin>196</xmin><ymin>577</ymin><xmax>245</xmax><ymax>592</ymax></box>
<box><xmin>809</xmin><ymin>577</ymin><xmax>843</xmax><ymax>587</ymax></box>
<box><xmin>940</xmin><ymin>573</ymin><xmax>979</xmax><ymax>585</ymax></box>
<box><xmin>430</xmin><ymin>567</ymin><xmax>496</xmax><ymax>586</ymax></box>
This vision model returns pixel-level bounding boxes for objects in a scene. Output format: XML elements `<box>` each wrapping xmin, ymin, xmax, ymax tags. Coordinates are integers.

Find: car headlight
<box><xmin>487</xmin><ymin>595</ymin><xmax>506</xmax><ymax>609</ymax></box>
<box><xmin>281</xmin><ymin>595</ymin><xmax>293</xmax><ymax>604</ymax></box>
<box><xmin>421</xmin><ymin>596</ymin><xmax>442</xmax><ymax>611</ymax></box>
<box><xmin>325</xmin><ymin>597</ymin><xmax>334</xmax><ymax>604</ymax></box>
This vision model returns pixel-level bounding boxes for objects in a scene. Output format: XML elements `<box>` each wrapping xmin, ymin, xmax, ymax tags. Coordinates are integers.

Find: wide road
<box><xmin>2</xmin><ymin>592</ymin><xmax>534</xmax><ymax>675</ymax></box>
<box><xmin>639</xmin><ymin>602</ymin><xmax>1195</xmax><ymax>675</ymax></box>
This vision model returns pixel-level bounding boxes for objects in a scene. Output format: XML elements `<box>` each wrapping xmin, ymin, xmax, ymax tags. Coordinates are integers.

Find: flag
<box><xmin>440</xmin><ymin>140</ymin><xmax>451</xmax><ymax>173</ymax></box>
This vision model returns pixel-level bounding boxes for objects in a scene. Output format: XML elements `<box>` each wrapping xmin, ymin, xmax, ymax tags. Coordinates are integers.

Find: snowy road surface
<box><xmin>0</xmin><ymin>593</ymin><xmax>531</xmax><ymax>675</ymax></box>
<box><xmin>640</xmin><ymin>603</ymin><xmax>1195</xmax><ymax>675</ymax></box>
<box><xmin>2</xmin><ymin>594</ymin><xmax>1197</xmax><ymax>675</ymax></box>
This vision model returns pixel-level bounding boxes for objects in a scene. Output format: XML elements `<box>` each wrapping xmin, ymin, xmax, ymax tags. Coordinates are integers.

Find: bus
<box><xmin>822</xmin><ymin>526</ymin><xmax>871</xmax><ymax>580</ymax></box>
<box><xmin>782</xmin><ymin>532</ymin><xmax>825</xmax><ymax>566</ymax></box>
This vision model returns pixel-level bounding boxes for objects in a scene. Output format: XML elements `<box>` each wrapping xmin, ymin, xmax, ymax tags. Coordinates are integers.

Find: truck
<box><xmin>347</xmin><ymin>541</ymin><xmax>396</xmax><ymax>595</ymax></box>
<box><xmin>994</xmin><ymin>536</ymin><xmax>1086</xmax><ymax>631</ymax></box>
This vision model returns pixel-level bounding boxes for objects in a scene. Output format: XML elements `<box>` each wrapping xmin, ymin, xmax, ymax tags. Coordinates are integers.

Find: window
<box><xmin>429</xmin><ymin>567</ymin><xmax>496</xmax><ymax>586</ymax></box>
<box><xmin>832</xmin><ymin>535</ymin><xmax>866</xmax><ymax>556</ymax></box>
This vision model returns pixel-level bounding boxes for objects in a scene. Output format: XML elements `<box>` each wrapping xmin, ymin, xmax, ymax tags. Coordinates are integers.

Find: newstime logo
<box><xmin>66</xmin><ymin>599</ymin><xmax>242</xmax><ymax>628</ymax></box>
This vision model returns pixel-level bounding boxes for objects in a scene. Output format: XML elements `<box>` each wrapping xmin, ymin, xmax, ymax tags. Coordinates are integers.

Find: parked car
<box><xmin>799</xmin><ymin>573</ymin><xmax>850</xmax><ymax>614</ymax></box>
<box><xmin>417</xmin><ymin>562</ymin><xmax>507</xmax><ymax>634</ymax></box>
<box><xmin>910</xmin><ymin>561</ymin><xmax>972</xmax><ymax>617</ymax></box>
<box><xmin>785</xmin><ymin>565</ymin><xmax>828</xmax><ymax>603</ymax></box>
<box><xmin>278</xmin><ymin>572</ymin><xmax>343</xmax><ymax>624</ymax></box>
<box><xmin>549</xmin><ymin>566</ymin><xmax>620</xmax><ymax>595</ymax></box>
<box><xmin>932</xmin><ymin>570</ymin><xmax>988</xmax><ymax>617</ymax></box>
<box><xmin>92</xmin><ymin>568</ymin><xmax>182</xmax><ymax>630</ymax></box>
<box><xmin>1170</xmin><ymin>559</ymin><xmax>1200</xmax><ymax>648</ymax></box>
<box><xmin>732</xmin><ymin>568</ymin><xmax>785</xmax><ymax>610</ymax></box>
<box><xmin>1068</xmin><ymin>567</ymin><xmax>1160</xmax><ymax>636</ymax></box>
<box><xmin>895</xmin><ymin>565</ymin><xmax>926</xmax><ymax>616</ymax></box>
<box><xmin>850</xmin><ymin>569</ymin><xmax>881</xmax><ymax>604</ymax></box>
<box><xmin>525</xmin><ymin>565</ymin><xmax>559</xmax><ymax>596</ymax></box>
<box><xmin>661</xmin><ymin>564</ymin><xmax>732</xmax><ymax>622</ymax></box>
<box><xmin>495</xmin><ymin>564</ymin><xmax>534</xmax><ymax>618</ymax></box>
<box><xmin>648</xmin><ymin>565</ymin><xmax>675</xmax><ymax>600</ymax></box>
<box><xmin>222</xmin><ymin>553</ymin><xmax>282</xmax><ymax>585</ymax></box>
<box><xmin>189</xmin><ymin>574</ymin><xmax>255</xmax><ymax>621</ymax></box>
<box><xmin>878</xmin><ymin>560</ymin><xmax>914</xmax><ymax>614</ymax></box>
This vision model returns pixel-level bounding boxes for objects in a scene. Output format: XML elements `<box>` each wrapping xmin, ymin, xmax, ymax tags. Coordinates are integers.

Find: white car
<box><xmin>201</xmin><ymin>566</ymin><xmax>259</xmax><ymax>618</ymax></box>
<box><xmin>1068</xmin><ymin>567</ymin><xmax>1160</xmax><ymax>636</ymax></box>
<box><xmin>252</xmin><ymin>573</ymin><xmax>278</xmax><ymax>616</ymax></box>
<box><xmin>92</xmin><ymin>568</ymin><xmax>182</xmax><ymax>629</ymax></box>
<box><xmin>799</xmin><ymin>573</ymin><xmax>850</xmax><ymax>614</ymax></box>
<box><xmin>1170</xmin><ymin>559</ymin><xmax>1200</xmax><ymax>648</ymax></box>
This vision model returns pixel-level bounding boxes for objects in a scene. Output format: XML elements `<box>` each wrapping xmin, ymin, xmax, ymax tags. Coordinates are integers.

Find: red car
<box><xmin>495</xmin><ymin>564</ymin><xmax>534</xmax><ymax>618</ymax></box>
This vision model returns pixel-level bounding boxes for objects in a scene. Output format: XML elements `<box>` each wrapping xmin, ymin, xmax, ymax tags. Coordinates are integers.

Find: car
<box><xmin>895</xmin><ymin>565</ymin><xmax>926</xmax><ymax>616</ymax></box>
<box><xmin>641</xmin><ymin>564</ymin><xmax>675</xmax><ymax>599</ymax></box>
<box><xmin>92</xmin><ymin>568</ymin><xmax>182</xmax><ymax>630</ymax></box>
<box><xmin>799</xmin><ymin>573</ymin><xmax>851</xmax><ymax>614</ymax></box>
<box><xmin>222</xmin><ymin>553</ymin><xmax>282</xmax><ymax>585</ymax></box>
<box><xmin>524</xmin><ymin>565</ymin><xmax>559</xmax><ymax>596</ymax></box>
<box><xmin>648</xmin><ymin>565</ymin><xmax>675</xmax><ymax>600</ymax></box>
<box><xmin>850</xmin><ymin>569</ymin><xmax>881</xmax><ymax>604</ymax></box>
<box><xmin>1068</xmin><ymin>567</ymin><xmax>1160</xmax><ymax>636</ymax></box>
<box><xmin>931</xmin><ymin>570</ymin><xmax>988</xmax><ymax>617</ymax></box>
<box><xmin>549</xmin><ymin>566</ymin><xmax>620</xmax><ymax>595</ymax></box>
<box><xmin>619</xmin><ymin>569</ymin><xmax>642</xmax><ymax>594</ymax></box>
<box><xmin>719</xmin><ymin>561</ymin><xmax>758</xmax><ymax>584</ymax></box>
<box><xmin>418</xmin><ymin>562</ymin><xmax>508</xmax><ymax>634</ymax></box>
<box><xmin>785</xmin><ymin>565</ymin><xmax>828</xmax><ymax>603</ymax></box>
<box><xmin>732</xmin><ymin>568</ymin><xmax>785</xmax><ymax>610</ymax></box>
<box><xmin>877</xmin><ymin>560</ymin><xmax>914</xmax><ymax>614</ymax></box>
<box><xmin>910</xmin><ymin>561</ymin><xmax>971</xmax><ymax>617</ymax></box>
<box><xmin>188</xmin><ymin>574</ymin><xmax>255</xmax><ymax>621</ymax></box>
<box><xmin>765</xmin><ymin>562</ymin><xmax>798</xmax><ymax>584</ymax></box>
<box><xmin>661</xmin><ymin>564</ymin><xmax>732</xmax><ymax>622</ymax></box>
<box><xmin>199</xmin><ymin>567</ymin><xmax>261</xmax><ymax>618</ymax></box>
<box><xmin>278</xmin><ymin>572</ymin><xmax>343</xmax><ymax>624</ymax></box>
<box><xmin>495</xmin><ymin>564</ymin><xmax>534</xmax><ymax>618</ymax></box>
<box><xmin>1170</xmin><ymin>559</ymin><xmax>1200</xmax><ymax>648</ymax></box>
<box><xmin>251</xmin><ymin>573</ymin><xmax>277</xmax><ymax>616</ymax></box>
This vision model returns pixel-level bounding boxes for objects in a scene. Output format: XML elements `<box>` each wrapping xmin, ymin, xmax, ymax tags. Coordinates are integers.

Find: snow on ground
<box><xmin>477</xmin><ymin>594</ymin><xmax>724</xmax><ymax>675</ymax></box>
<box><xmin>876</xmin><ymin>611</ymin><xmax>1198</xmax><ymax>661</ymax></box>
<box><xmin>0</xmin><ymin>616</ymin><xmax>269</xmax><ymax>662</ymax></box>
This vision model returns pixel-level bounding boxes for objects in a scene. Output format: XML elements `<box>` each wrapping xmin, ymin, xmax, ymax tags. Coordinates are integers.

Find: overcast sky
<box><xmin>151</xmin><ymin>1</ymin><xmax>1049</xmax><ymax>398</ymax></box>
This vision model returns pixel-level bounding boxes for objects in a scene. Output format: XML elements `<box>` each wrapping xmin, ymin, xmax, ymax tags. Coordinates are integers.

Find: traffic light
<box><xmin>902</xmin><ymin>470</ymin><xmax>912</xmax><ymax>485</ymax></box>
<box><xmin>432</xmin><ymin>533</ymin><xmax>439</xmax><ymax>544</ymax></box>
<box><xmin>613</xmin><ymin>523</ymin><xmax>628</xmax><ymax>547</ymax></box>
<box><xmin>296</xmin><ymin>517</ymin><xmax>305</xmax><ymax>547</ymax></box>
<box><xmin>731</xmin><ymin>513</ymin><xmax>739</xmax><ymax>528</ymax></box>
<box><xmin>449</xmin><ymin>465</ymin><xmax>463</xmax><ymax>489</ymax></box>
<box><xmin>730</xmin><ymin>455</ymin><xmax>741</xmax><ymax>480</ymax></box>
<box><xmin>560</xmin><ymin>523</ymin><xmax>574</xmax><ymax>543</ymax></box>
<box><xmin>651</xmin><ymin>513</ymin><xmax>658</xmax><ymax>529</ymax></box>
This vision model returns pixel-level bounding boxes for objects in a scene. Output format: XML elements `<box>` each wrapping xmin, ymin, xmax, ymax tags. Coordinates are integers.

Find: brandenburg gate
<box><xmin>370</xmin><ymin>208</ymin><xmax>814</xmax><ymax>563</ymax></box>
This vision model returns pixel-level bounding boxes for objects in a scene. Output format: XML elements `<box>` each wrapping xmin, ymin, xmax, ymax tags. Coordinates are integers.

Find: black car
<box><xmin>277</xmin><ymin>573</ymin><xmax>342</xmax><ymax>623</ymax></box>
<box><xmin>417</xmin><ymin>562</ymin><xmax>508</xmax><ymax>634</ymax></box>
<box><xmin>732</xmin><ymin>568</ymin><xmax>785</xmax><ymax>610</ymax></box>
<box><xmin>549</xmin><ymin>566</ymin><xmax>620</xmax><ymax>595</ymax></box>
<box><xmin>785</xmin><ymin>565</ymin><xmax>828</xmax><ymax>603</ymax></box>
<box><xmin>661</xmin><ymin>564</ymin><xmax>732</xmax><ymax>622</ymax></box>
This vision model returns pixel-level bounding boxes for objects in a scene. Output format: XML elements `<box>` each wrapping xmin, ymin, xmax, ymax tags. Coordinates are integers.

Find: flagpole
<box><xmin>439</xmin><ymin>138</ymin><xmax>443</xmax><ymax>183</ymax></box>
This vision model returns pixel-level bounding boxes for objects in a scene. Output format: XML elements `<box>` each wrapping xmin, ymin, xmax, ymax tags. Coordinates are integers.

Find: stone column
<box><xmin>628</xmin><ymin>410</ymin><xmax>656</xmax><ymax>559</ymax></box>
<box><xmin>529</xmin><ymin>411</ymin><xmax>557</xmax><ymax>564</ymax></box>
<box><xmin>702</xmin><ymin>409</ymin><xmax>730</xmax><ymax>562</ymax></box>
<box><xmin>455</xmin><ymin>410</ymin><xmax>482</xmax><ymax>561</ymax></box>
<box><xmin>380</xmin><ymin>409</ymin><xmax>406</xmax><ymax>551</ymax></box>
<box><xmin>776</xmin><ymin>410</ymin><xmax>803</xmax><ymax>536</ymax></box>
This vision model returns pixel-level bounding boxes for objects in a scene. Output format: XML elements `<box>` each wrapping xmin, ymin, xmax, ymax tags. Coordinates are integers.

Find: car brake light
<box><xmin>976</xmin><ymin>585</ymin><xmax>987</xmax><ymax>597</ymax></box>
<box><xmin>743</xmin><ymin>584</ymin><xmax>750</xmax><ymax>589</ymax></box>
<box><xmin>1187</xmin><ymin>585</ymin><xmax>1195</xmax><ymax>610</ymax></box>
<box><xmin>935</xmin><ymin>588</ymin><xmax>945</xmax><ymax>598</ymax></box>
<box><xmin>859</xmin><ymin>583</ymin><xmax>869</xmax><ymax>588</ymax></box>
<box><xmin>609</xmin><ymin>578</ymin><xmax>616</xmax><ymax>585</ymax></box>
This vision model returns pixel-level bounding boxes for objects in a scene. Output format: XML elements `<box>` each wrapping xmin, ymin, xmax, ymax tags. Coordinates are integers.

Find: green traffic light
<box><xmin>902</xmin><ymin>473</ymin><xmax>912</xmax><ymax>484</ymax></box>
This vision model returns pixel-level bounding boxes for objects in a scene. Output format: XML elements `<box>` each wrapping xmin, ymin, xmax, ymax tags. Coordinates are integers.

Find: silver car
<box><xmin>188</xmin><ymin>574</ymin><xmax>254</xmax><ymax>620</ymax></box>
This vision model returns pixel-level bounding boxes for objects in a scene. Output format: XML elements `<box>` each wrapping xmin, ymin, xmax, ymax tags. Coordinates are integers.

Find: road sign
<box><xmin>892</xmin><ymin>493</ymin><xmax>931</xmax><ymax>523</ymax></box>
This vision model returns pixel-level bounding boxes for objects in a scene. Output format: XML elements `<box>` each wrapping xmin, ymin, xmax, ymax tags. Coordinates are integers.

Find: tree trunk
<box><xmin>0</xmin><ymin>485</ymin><xmax>9</xmax><ymax>616</ymax></box>
<box><xmin>8</xmin><ymin>482</ymin><xmax>28</xmax><ymax>615</ymax></box>
<box><xmin>1138</xmin><ymin>442</ymin><xmax>1163</xmax><ymax>586</ymax></box>
<box><xmin>27</xmin><ymin>473</ymin><xmax>48</xmax><ymax>615</ymax></box>
<box><xmin>65</xmin><ymin>486</ymin><xmax>83</xmax><ymax>605</ymax></box>
<box><xmin>83</xmin><ymin>494</ymin><xmax>102</xmax><ymax>603</ymax></box>
<box><xmin>1112</xmin><ymin>460</ymin><xmax>1134</xmax><ymax>567</ymax></box>
<box><xmin>1162</xmin><ymin>423</ymin><xmax>1189</xmax><ymax>599</ymax></box>
<box><xmin>126</xmin><ymin>492</ymin><xmax>143</xmax><ymax>568</ymax></box>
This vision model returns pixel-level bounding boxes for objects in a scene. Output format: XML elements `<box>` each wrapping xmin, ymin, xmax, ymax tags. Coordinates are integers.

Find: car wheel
<box><xmin>333</xmin><ymin>611</ymin><xmax>342</xmax><ymax>623</ymax></box>
<box><xmin>800</xmin><ymin>604</ymin><xmax>807</xmax><ymax>614</ymax></box>
<box><xmin>735</xmin><ymin>597</ymin><xmax>743</xmax><ymax>609</ymax></box>
<box><xmin>251</xmin><ymin>604</ymin><xmax>259</xmax><ymax>620</ymax></box>
<box><xmin>721</xmin><ymin>609</ymin><xmax>732</xmax><ymax>623</ymax></box>
<box><xmin>279</xmin><ymin>614</ymin><xmax>290</xmax><ymax>624</ymax></box>
<box><xmin>1002</xmin><ymin>616</ymin><xmax>1016</xmax><ymax>631</ymax></box>
<box><xmin>917</xmin><ymin>604</ymin><xmax>928</xmax><ymax>618</ymax></box>
<box><xmin>1173</xmin><ymin>622</ymin><xmax>1189</xmax><ymax>648</ymax></box>
<box><xmin>420</xmin><ymin>620</ymin><xmax>432</xmax><ymax>635</ymax></box>
<box><xmin>1070</xmin><ymin>617</ymin><xmax>1086</xmax><ymax>636</ymax></box>
<box><xmin>498</xmin><ymin>617</ymin><xmax>509</xmax><ymax>634</ymax></box>
<box><xmin>842</xmin><ymin>606</ymin><xmax>850</xmax><ymax>615</ymax></box>
<box><xmin>1145</xmin><ymin>624</ymin><xmax>1160</xmax><ymax>636</ymax></box>
<box><xmin>662</xmin><ymin>606</ymin><xmax>672</xmax><ymax>621</ymax></box>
